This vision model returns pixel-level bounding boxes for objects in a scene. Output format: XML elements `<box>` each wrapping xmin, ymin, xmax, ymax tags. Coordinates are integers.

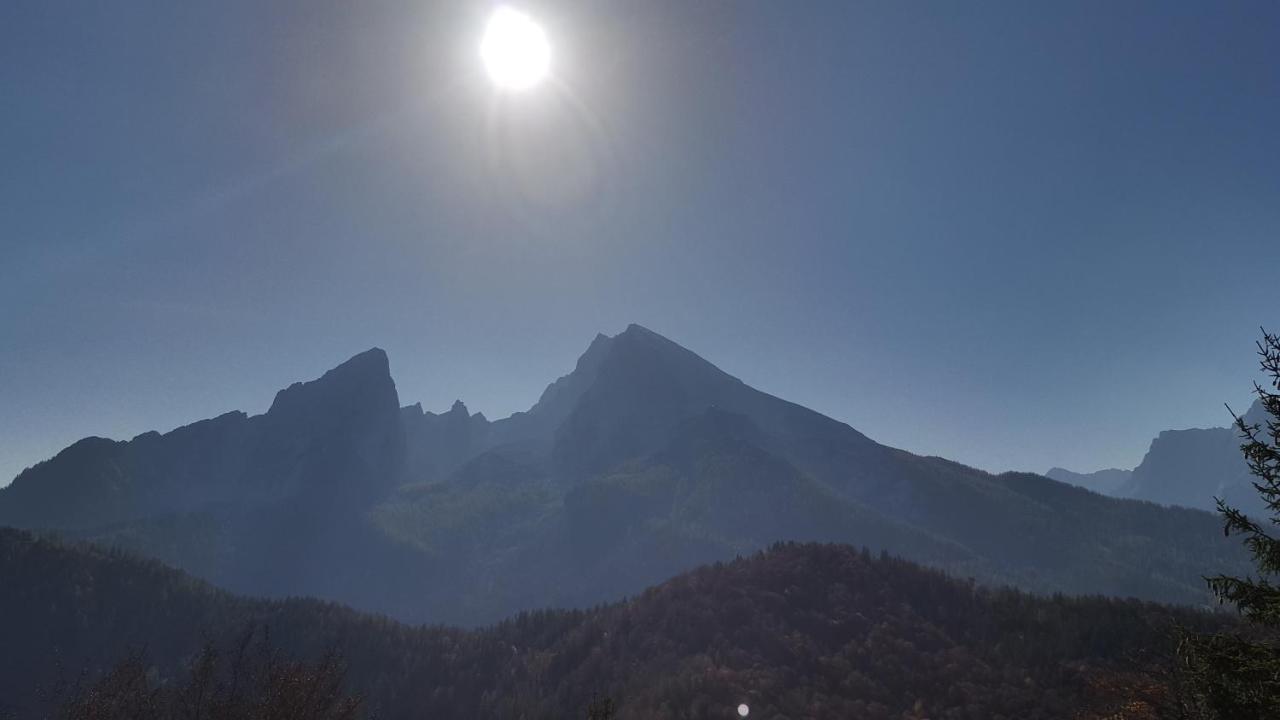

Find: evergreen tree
<box><xmin>1180</xmin><ymin>329</ymin><xmax>1280</xmax><ymax>717</ymax></box>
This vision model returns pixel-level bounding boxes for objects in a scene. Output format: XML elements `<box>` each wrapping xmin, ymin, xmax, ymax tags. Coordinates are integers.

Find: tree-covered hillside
<box><xmin>0</xmin><ymin>528</ymin><xmax>1222</xmax><ymax>719</ymax></box>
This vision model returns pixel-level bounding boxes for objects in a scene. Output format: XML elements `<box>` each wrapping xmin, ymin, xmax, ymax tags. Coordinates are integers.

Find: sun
<box><xmin>480</xmin><ymin>6</ymin><xmax>551</xmax><ymax>92</ymax></box>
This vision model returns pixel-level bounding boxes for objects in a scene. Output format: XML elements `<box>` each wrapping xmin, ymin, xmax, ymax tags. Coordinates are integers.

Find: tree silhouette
<box><xmin>1179</xmin><ymin>328</ymin><xmax>1280</xmax><ymax>718</ymax></box>
<box><xmin>55</xmin><ymin>627</ymin><xmax>362</xmax><ymax>720</ymax></box>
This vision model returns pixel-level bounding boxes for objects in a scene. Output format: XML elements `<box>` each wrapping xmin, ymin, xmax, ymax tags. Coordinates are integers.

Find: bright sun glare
<box><xmin>480</xmin><ymin>6</ymin><xmax>551</xmax><ymax>92</ymax></box>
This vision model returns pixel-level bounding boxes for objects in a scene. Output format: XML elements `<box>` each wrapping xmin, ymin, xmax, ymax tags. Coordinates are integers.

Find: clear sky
<box><xmin>3</xmin><ymin>1</ymin><xmax>1278</xmax><ymax>486</ymax></box>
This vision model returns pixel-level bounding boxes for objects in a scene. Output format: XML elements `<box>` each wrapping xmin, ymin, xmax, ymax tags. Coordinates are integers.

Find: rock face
<box><xmin>250</xmin><ymin>347</ymin><xmax>405</xmax><ymax>506</ymax></box>
<box><xmin>1047</xmin><ymin>399</ymin><xmax>1267</xmax><ymax>515</ymax></box>
<box><xmin>552</xmin><ymin>324</ymin><xmax>760</xmax><ymax>479</ymax></box>
<box><xmin>1124</xmin><ymin>427</ymin><xmax>1249</xmax><ymax>512</ymax></box>
<box><xmin>0</xmin><ymin>348</ymin><xmax>404</xmax><ymax>531</ymax></box>
<box><xmin>402</xmin><ymin>400</ymin><xmax>490</xmax><ymax>483</ymax></box>
<box><xmin>0</xmin><ymin>326</ymin><xmax>1251</xmax><ymax>625</ymax></box>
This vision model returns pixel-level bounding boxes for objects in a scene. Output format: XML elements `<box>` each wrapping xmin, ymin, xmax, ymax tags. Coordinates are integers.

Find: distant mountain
<box><xmin>1047</xmin><ymin>399</ymin><xmax>1267</xmax><ymax>515</ymax></box>
<box><xmin>1045</xmin><ymin>467</ymin><xmax>1133</xmax><ymax>496</ymax></box>
<box><xmin>0</xmin><ymin>347</ymin><xmax>403</xmax><ymax>529</ymax></box>
<box><xmin>0</xmin><ymin>528</ymin><xmax>1223</xmax><ymax>720</ymax></box>
<box><xmin>0</xmin><ymin>324</ymin><xmax>1250</xmax><ymax>624</ymax></box>
<box><xmin>0</xmin><ymin>348</ymin><xmax>414</xmax><ymax>609</ymax></box>
<box><xmin>401</xmin><ymin>399</ymin><xmax>490</xmax><ymax>483</ymax></box>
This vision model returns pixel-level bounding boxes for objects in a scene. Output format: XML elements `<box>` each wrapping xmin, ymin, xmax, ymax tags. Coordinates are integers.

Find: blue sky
<box><xmin>3</xmin><ymin>1</ymin><xmax>1278</xmax><ymax>485</ymax></box>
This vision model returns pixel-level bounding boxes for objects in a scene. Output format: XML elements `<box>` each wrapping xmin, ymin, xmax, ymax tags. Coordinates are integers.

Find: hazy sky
<box><xmin>3</xmin><ymin>1</ymin><xmax>1278</xmax><ymax>486</ymax></box>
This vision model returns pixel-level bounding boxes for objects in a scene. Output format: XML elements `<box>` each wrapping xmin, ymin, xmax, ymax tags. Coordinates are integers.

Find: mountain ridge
<box><xmin>0</xmin><ymin>324</ymin><xmax>1251</xmax><ymax>625</ymax></box>
<box><xmin>0</xmin><ymin>344</ymin><xmax>404</xmax><ymax>530</ymax></box>
<box><xmin>1047</xmin><ymin>398</ymin><xmax>1266</xmax><ymax>514</ymax></box>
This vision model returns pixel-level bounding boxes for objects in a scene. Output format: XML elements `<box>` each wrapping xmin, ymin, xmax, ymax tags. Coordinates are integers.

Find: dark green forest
<box><xmin>0</xmin><ymin>528</ymin><xmax>1224</xmax><ymax>719</ymax></box>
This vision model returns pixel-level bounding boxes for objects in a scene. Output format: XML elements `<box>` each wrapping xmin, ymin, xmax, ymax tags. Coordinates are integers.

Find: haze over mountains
<box><xmin>1042</xmin><ymin>467</ymin><xmax>1134</xmax><ymax>497</ymax></box>
<box><xmin>1047</xmin><ymin>399</ymin><xmax>1268</xmax><ymax>515</ymax></box>
<box><xmin>0</xmin><ymin>325</ymin><xmax>1248</xmax><ymax>626</ymax></box>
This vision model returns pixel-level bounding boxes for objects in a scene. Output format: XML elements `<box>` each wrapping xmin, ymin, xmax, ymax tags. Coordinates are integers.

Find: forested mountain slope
<box><xmin>0</xmin><ymin>528</ymin><xmax>1221</xmax><ymax>720</ymax></box>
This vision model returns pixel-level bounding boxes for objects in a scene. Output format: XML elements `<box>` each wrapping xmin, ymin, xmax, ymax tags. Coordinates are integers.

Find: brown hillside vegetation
<box><xmin>0</xmin><ymin>529</ymin><xmax>1223</xmax><ymax>719</ymax></box>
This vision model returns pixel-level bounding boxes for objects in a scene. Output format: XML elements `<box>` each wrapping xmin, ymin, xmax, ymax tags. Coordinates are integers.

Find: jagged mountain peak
<box><xmin>402</xmin><ymin>399</ymin><xmax>482</xmax><ymax>423</ymax></box>
<box><xmin>267</xmin><ymin>348</ymin><xmax>397</xmax><ymax>417</ymax></box>
<box><xmin>524</xmin><ymin>333</ymin><xmax>615</xmax><ymax>420</ymax></box>
<box><xmin>1045</xmin><ymin>396</ymin><xmax>1272</xmax><ymax>512</ymax></box>
<box><xmin>1243</xmin><ymin>397</ymin><xmax>1268</xmax><ymax>427</ymax></box>
<box><xmin>549</xmin><ymin>325</ymin><xmax>846</xmax><ymax>479</ymax></box>
<box><xmin>315</xmin><ymin>346</ymin><xmax>391</xmax><ymax>383</ymax></box>
<box><xmin>609</xmin><ymin>324</ymin><xmax>740</xmax><ymax>379</ymax></box>
<box><xmin>0</xmin><ymin>348</ymin><xmax>407</xmax><ymax>530</ymax></box>
<box><xmin>569</xmin><ymin>324</ymin><xmax>744</xmax><ymax>401</ymax></box>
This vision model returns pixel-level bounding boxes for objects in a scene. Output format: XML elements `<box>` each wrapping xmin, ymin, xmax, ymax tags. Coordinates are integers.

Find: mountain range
<box><xmin>0</xmin><ymin>324</ymin><xmax>1249</xmax><ymax>625</ymax></box>
<box><xmin>1047</xmin><ymin>399</ymin><xmax>1268</xmax><ymax>515</ymax></box>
